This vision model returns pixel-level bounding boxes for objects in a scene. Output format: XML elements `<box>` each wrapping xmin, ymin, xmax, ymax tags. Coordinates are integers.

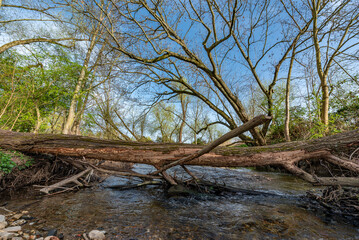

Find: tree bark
<box><xmin>178</xmin><ymin>93</ymin><xmax>188</xmax><ymax>143</ymax></box>
<box><xmin>62</xmin><ymin>34</ymin><xmax>98</xmax><ymax>134</ymax></box>
<box><xmin>284</xmin><ymin>43</ymin><xmax>297</xmax><ymax>142</ymax></box>
<box><xmin>0</xmin><ymin>38</ymin><xmax>78</xmax><ymax>55</ymax></box>
<box><xmin>0</xmin><ymin>118</ymin><xmax>358</xmax><ymax>186</ymax></box>
<box><xmin>34</xmin><ymin>103</ymin><xmax>41</xmax><ymax>134</ymax></box>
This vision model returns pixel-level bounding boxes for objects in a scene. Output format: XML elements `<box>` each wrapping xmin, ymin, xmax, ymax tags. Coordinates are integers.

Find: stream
<box><xmin>1</xmin><ymin>165</ymin><xmax>358</xmax><ymax>239</ymax></box>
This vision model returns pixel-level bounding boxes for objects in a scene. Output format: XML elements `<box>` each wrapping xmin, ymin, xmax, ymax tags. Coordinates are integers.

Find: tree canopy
<box><xmin>0</xmin><ymin>0</ymin><xmax>358</xmax><ymax>145</ymax></box>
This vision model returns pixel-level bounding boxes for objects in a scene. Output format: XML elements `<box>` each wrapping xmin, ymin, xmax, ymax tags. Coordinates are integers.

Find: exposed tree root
<box><xmin>307</xmin><ymin>186</ymin><xmax>359</xmax><ymax>218</ymax></box>
<box><xmin>0</xmin><ymin>157</ymin><xmax>78</xmax><ymax>191</ymax></box>
<box><xmin>282</xmin><ymin>151</ymin><xmax>359</xmax><ymax>186</ymax></box>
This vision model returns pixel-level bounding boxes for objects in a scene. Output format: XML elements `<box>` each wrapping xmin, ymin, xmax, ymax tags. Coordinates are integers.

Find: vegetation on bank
<box><xmin>0</xmin><ymin>149</ymin><xmax>33</xmax><ymax>175</ymax></box>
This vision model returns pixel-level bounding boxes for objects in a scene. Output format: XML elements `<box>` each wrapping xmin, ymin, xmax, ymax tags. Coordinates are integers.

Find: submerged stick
<box><xmin>106</xmin><ymin>180</ymin><xmax>162</xmax><ymax>190</ymax></box>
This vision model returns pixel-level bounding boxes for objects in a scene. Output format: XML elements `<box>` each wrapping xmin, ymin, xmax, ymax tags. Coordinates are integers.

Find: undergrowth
<box><xmin>0</xmin><ymin>149</ymin><xmax>33</xmax><ymax>174</ymax></box>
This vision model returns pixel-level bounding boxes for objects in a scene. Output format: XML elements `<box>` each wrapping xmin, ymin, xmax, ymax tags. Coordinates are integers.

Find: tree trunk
<box><xmin>34</xmin><ymin>104</ymin><xmax>41</xmax><ymax>134</ymax></box>
<box><xmin>320</xmin><ymin>81</ymin><xmax>329</xmax><ymax>125</ymax></box>
<box><xmin>178</xmin><ymin>93</ymin><xmax>188</xmax><ymax>143</ymax></box>
<box><xmin>62</xmin><ymin>35</ymin><xmax>96</xmax><ymax>134</ymax></box>
<box><xmin>1</xmin><ymin>117</ymin><xmax>359</xmax><ymax>186</ymax></box>
<box><xmin>311</xmin><ymin>2</ymin><xmax>329</xmax><ymax>126</ymax></box>
<box><xmin>285</xmin><ymin>45</ymin><xmax>297</xmax><ymax>142</ymax></box>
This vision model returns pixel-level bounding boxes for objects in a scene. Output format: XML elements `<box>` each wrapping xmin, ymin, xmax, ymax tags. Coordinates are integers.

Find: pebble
<box><xmin>88</xmin><ymin>230</ymin><xmax>106</xmax><ymax>240</ymax></box>
<box><xmin>2</xmin><ymin>226</ymin><xmax>22</xmax><ymax>232</ymax></box>
<box><xmin>0</xmin><ymin>231</ymin><xmax>16</xmax><ymax>239</ymax></box>
<box><xmin>11</xmin><ymin>214</ymin><xmax>23</xmax><ymax>220</ymax></box>
<box><xmin>0</xmin><ymin>221</ymin><xmax>8</xmax><ymax>229</ymax></box>
<box><xmin>46</xmin><ymin>229</ymin><xmax>57</xmax><ymax>237</ymax></box>
<box><xmin>11</xmin><ymin>219</ymin><xmax>26</xmax><ymax>226</ymax></box>
<box><xmin>44</xmin><ymin>236</ymin><xmax>60</xmax><ymax>240</ymax></box>
<box><xmin>21</xmin><ymin>215</ymin><xmax>35</xmax><ymax>221</ymax></box>
<box><xmin>0</xmin><ymin>209</ymin><xmax>107</xmax><ymax>240</ymax></box>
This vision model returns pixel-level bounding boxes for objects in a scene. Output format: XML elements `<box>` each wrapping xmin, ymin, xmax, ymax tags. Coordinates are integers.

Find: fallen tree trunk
<box><xmin>0</xmin><ymin>116</ymin><xmax>358</xmax><ymax>186</ymax></box>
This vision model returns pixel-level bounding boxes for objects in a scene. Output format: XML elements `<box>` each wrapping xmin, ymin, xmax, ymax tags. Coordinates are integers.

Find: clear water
<box><xmin>1</xmin><ymin>165</ymin><xmax>358</xmax><ymax>239</ymax></box>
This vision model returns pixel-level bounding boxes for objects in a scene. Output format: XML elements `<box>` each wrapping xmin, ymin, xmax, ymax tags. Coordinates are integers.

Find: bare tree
<box><xmin>68</xmin><ymin>0</ymin><xmax>273</xmax><ymax>145</ymax></box>
<box><xmin>0</xmin><ymin>1</ymin><xmax>81</xmax><ymax>54</ymax></box>
<box><xmin>309</xmin><ymin>0</ymin><xmax>359</xmax><ymax>126</ymax></box>
<box><xmin>62</xmin><ymin>23</ymin><xmax>105</xmax><ymax>134</ymax></box>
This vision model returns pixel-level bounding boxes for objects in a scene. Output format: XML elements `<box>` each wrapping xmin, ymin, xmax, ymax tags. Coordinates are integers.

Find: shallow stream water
<box><xmin>1</xmin><ymin>165</ymin><xmax>358</xmax><ymax>239</ymax></box>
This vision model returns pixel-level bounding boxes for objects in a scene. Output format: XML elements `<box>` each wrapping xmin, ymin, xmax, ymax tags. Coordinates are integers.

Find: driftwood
<box><xmin>0</xmin><ymin>115</ymin><xmax>359</xmax><ymax>186</ymax></box>
<box><xmin>35</xmin><ymin>168</ymin><xmax>92</xmax><ymax>194</ymax></box>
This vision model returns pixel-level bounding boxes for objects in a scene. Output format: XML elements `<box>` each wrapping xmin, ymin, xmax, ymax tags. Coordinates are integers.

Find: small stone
<box><xmin>36</xmin><ymin>238</ymin><xmax>44</xmax><ymax>240</ymax></box>
<box><xmin>57</xmin><ymin>233</ymin><xmax>64</xmax><ymax>240</ymax></box>
<box><xmin>0</xmin><ymin>231</ymin><xmax>16</xmax><ymax>239</ymax></box>
<box><xmin>11</xmin><ymin>214</ymin><xmax>23</xmax><ymax>220</ymax></box>
<box><xmin>46</xmin><ymin>229</ymin><xmax>57</xmax><ymax>237</ymax></box>
<box><xmin>11</xmin><ymin>237</ymin><xmax>23</xmax><ymax>240</ymax></box>
<box><xmin>11</xmin><ymin>219</ymin><xmax>26</xmax><ymax>226</ymax></box>
<box><xmin>20</xmin><ymin>215</ymin><xmax>35</xmax><ymax>221</ymax></box>
<box><xmin>36</xmin><ymin>220</ymin><xmax>45</xmax><ymax>225</ymax></box>
<box><xmin>0</xmin><ymin>215</ymin><xmax>5</xmax><ymax>222</ymax></box>
<box><xmin>167</xmin><ymin>185</ymin><xmax>195</xmax><ymax>197</ymax></box>
<box><xmin>88</xmin><ymin>230</ymin><xmax>106</xmax><ymax>240</ymax></box>
<box><xmin>0</xmin><ymin>221</ymin><xmax>8</xmax><ymax>229</ymax></box>
<box><xmin>2</xmin><ymin>226</ymin><xmax>22</xmax><ymax>232</ymax></box>
<box><xmin>44</xmin><ymin>237</ymin><xmax>59</xmax><ymax>240</ymax></box>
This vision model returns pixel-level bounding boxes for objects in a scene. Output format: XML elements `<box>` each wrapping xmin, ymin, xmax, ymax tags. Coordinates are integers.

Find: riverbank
<box><xmin>0</xmin><ymin>208</ymin><xmax>106</xmax><ymax>240</ymax></box>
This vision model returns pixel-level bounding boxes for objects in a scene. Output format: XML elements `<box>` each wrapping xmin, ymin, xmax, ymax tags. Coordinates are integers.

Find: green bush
<box><xmin>0</xmin><ymin>151</ymin><xmax>16</xmax><ymax>174</ymax></box>
<box><xmin>0</xmin><ymin>150</ymin><xmax>33</xmax><ymax>174</ymax></box>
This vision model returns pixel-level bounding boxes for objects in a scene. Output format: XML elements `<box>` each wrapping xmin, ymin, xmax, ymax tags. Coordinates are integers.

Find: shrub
<box><xmin>0</xmin><ymin>151</ymin><xmax>16</xmax><ymax>174</ymax></box>
<box><xmin>0</xmin><ymin>149</ymin><xmax>33</xmax><ymax>174</ymax></box>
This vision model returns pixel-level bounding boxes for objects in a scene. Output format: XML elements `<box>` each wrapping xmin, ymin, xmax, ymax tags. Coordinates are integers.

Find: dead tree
<box><xmin>0</xmin><ymin>115</ymin><xmax>358</xmax><ymax>187</ymax></box>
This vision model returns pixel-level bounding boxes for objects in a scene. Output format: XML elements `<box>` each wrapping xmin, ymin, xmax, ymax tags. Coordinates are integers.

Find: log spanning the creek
<box><xmin>0</xmin><ymin>115</ymin><xmax>358</xmax><ymax>186</ymax></box>
<box><xmin>0</xmin><ymin>115</ymin><xmax>272</xmax><ymax>167</ymax></box>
